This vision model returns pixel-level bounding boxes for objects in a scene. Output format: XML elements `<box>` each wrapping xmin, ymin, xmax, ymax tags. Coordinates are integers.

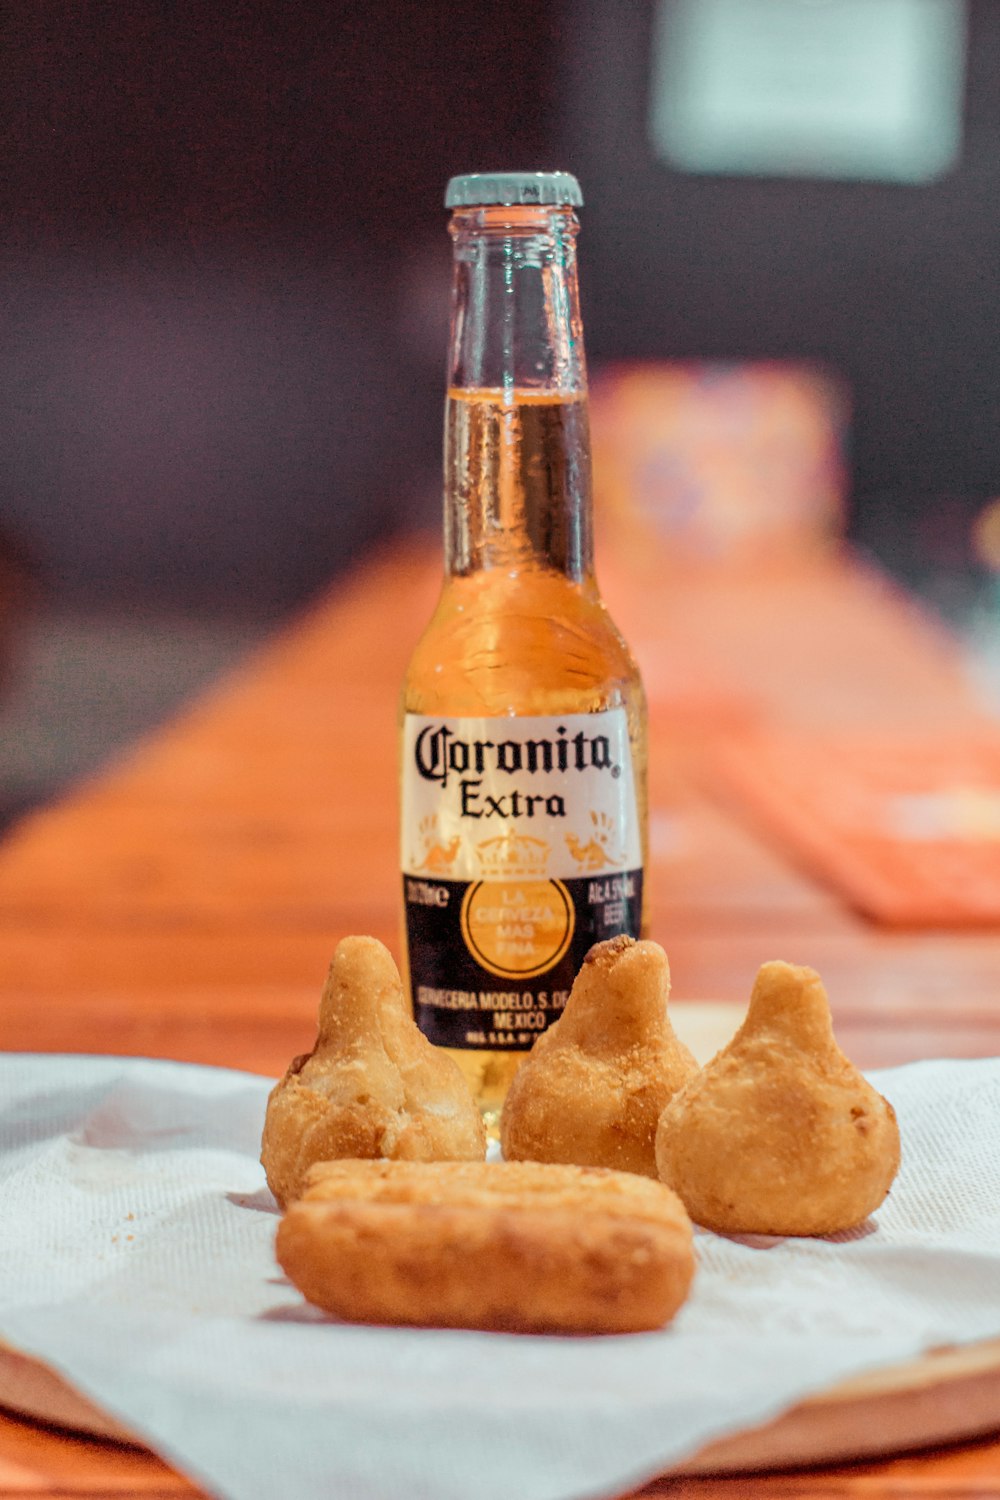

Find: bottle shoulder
<box><xmin>402</xmin><ymin>570</ymin><xmax>645</xmax><ymax>718</ymax></box>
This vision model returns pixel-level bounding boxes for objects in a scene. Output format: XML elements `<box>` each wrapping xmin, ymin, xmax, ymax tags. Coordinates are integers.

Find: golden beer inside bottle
<box><xmin>401</xmin><ymin>386</ymin><xmax>648</xmax><ymax>1127</ymax></box>
<box><xmin>405</xmin><ymin>385</ymin><xmax>646</xmax><ymax>835</ymax></box>
<box><xmin>445</xmin><ymin>387</ymin><xmax>592</xmax><ymax>577</ymax></box>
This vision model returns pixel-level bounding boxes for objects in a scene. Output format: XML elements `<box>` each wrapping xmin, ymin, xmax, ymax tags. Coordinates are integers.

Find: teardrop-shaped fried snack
<box><xmin>261</xmin><ymin>936</ymin><xmax>486</xmax><ymax>1206</ymax></box>
<box><xmin>276</xmin><ymin>1158</ymin><xmax>696</xmax><ymax>1333</ymax></box>
<box><xmin>655</xmin><ymin>960</ymin><xmax>901</xmax><ymax>1236</ymax></box>
<box><xmin>500</xmin><ymin>935</ymin><xmax>698</xmax><ymax>1177</ymax></box>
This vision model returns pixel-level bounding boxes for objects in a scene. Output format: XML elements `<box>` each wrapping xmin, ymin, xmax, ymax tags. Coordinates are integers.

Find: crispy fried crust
<box><xmin>276</xmin><ymin>1159</ymin><xmax>696</xmax><ymax>1334</ymax></box>
<box><xmin>261</xmin><ymin>937</ymin><xmax>485</xmax><ymax>1207</ymax></box>
<box><xmin>655</xmin><ymin>961</ymin><xmax>901</xmax><ymax>1236</ymax></box>
<box><xmin>500</xmin><ymin>937</ymin><xmax>698</xmax><ymax>1178</ymax></box>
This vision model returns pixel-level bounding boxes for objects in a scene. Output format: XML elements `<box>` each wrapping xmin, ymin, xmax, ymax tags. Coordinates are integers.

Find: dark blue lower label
<box><xmin>404</xmin><ymin>869</ymin><xmax>643</xmax><ymax>1050</ymax></box>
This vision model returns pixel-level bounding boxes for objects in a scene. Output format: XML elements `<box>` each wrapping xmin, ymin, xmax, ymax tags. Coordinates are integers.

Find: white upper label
<box><xmin>401</xmin><ymin>710</ymin><xmax>641</xmax><ymax>881</ymax></box>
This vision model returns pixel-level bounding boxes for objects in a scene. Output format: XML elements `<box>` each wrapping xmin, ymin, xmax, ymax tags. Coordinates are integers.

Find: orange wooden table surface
<box><xmin>0</xmin><ymin>536</ymin><xmax>999</xmax><ymax>1499</ymax></box>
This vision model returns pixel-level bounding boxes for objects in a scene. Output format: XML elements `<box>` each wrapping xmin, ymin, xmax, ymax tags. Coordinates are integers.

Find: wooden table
<box><xmin>0</xmin><ymin>535</ymin><xmax>998</xmax><ymax>1498</ymax></box>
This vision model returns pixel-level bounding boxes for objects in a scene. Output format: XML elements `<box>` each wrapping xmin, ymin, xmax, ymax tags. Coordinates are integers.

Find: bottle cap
<box><xmin>445</xmin><ymin>172</ymin><xmax>583</xmax><ymax>209</ymax></box>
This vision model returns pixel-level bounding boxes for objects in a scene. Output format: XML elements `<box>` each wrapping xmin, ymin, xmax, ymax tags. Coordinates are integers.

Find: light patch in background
<box><xmin>650</xmin><ymin>0</ymin><xmax>966</xmax><ymax>184</ymax></box>
<box><xmin>886</xmin><ymin>787</ymin><xmax>1000</xmax><ymax>842</ymax></box>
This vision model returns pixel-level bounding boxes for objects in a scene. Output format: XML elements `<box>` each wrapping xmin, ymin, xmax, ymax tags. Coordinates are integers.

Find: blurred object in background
<box><xmin>591</xmin><ymin>361</ymin><xmax>848</xmax><ymax>573</ymax></box>
<box><xmin>560</xmin><ymin>0</ymin><xmax>988</xmax><ymax>532</ymax></box>
<box><xmin>708</xmin><ymin>725</ymin><xmax>1000</xmax><ymax>925</ymax></box>
<box><xmin>650</xmin><ymin>0</ymin><xmax>966</xmax><ymax>185</ymax></box>
<box><xmin>561</xmin><ymin>0</ymin><xmax>1000</xmax><ymax>716</ymax></box>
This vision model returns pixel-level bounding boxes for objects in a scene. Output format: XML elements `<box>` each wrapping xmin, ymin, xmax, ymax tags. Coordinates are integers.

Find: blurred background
<box><xmin>2</xmin><ymin>0</ymin><xmax>999</xmax><ymax>830</ymax></box>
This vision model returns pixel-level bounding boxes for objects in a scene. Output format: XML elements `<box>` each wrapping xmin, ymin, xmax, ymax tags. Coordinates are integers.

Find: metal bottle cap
<box><xmin>444</xmin><ymin>172</ymin><xmax>583</xmax><ymax>209</ymax></box>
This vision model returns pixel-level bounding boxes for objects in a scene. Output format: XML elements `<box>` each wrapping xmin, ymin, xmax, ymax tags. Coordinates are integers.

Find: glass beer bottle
<box><xmin>400</xmin><ymin>172</ymin><xmax>647</xmax><ymax>1129</ymax></box>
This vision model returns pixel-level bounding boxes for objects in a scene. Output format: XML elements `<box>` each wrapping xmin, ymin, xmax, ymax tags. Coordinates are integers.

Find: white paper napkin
<box><xmin>2</xmin><ymin>1051</ymin><xmax>1000</xmax><ymax>1500</ymax></box>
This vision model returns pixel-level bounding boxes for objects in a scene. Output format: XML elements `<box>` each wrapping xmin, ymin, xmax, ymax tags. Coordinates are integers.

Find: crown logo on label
<box><xmin>475</xmin><ymin>829</ymin><xmax>550</xmax><ymax>877</ymax></box>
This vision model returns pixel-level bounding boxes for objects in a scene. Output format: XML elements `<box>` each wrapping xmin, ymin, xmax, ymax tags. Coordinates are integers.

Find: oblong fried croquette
<box><xmin>276</xmin><ymin>1159</ymin><xmax>696</xmax><ymax>1333</ymax></box>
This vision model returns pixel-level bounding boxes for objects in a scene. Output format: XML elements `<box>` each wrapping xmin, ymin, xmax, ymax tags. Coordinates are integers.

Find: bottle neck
<box><xmin>443</xmin><ymin>205</ymin><xmax>593</xmax><ymax>582</ymax></box>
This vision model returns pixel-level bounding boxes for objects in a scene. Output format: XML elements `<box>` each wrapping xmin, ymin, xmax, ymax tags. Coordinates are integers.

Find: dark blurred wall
<box><xmin>6</xmin><ymin>0</ymin><xmax>998</xmax><ymax>620</ymax></box>
<box><xmin>2</xmin><ymin>1</ymin><xmax>562</xmax><ymax>615</ymax></box>
<box><xmin>558</xmin><ymin>0</ymin><xmax>1000</xmax><ymax>587</ymax></box>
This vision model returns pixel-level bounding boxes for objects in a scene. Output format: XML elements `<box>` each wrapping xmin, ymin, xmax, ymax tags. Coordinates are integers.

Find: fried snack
<box><xmin>276</xmin><ymin>1158</ymin><xmax>696</xmax><ymax>1333</ymax></box>
<box><xmin>500</xmin><ymin>935</ymin><xmax>698</xmax><ymax>1178</ymax></box>
<box><xmin>261</xmin><ymin>936</ymin><xmax>486</xmax><ymax>1206</ymax></box>
<box><xmin>655</xmin><ymin>960</ymin><xmax>901</xmax><ymax>1236</ymax></box>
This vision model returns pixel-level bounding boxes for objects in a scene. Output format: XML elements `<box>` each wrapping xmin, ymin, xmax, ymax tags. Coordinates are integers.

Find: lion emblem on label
<box><xmin>413</xmin><ymin>816</ymin><xmax>461</xmax><ymax>873</ymax></box>
<box><xmin>566</xmin><ymin>810</ymin><xmax>624</xmax><ymax>871</ymax></box>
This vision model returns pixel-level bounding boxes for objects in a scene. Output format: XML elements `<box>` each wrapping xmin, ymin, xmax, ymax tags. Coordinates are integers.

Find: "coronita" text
<box><xmin>414</xmin><ymin>723</ymin><xmax>620</xmax><ymax>790</ymax></box>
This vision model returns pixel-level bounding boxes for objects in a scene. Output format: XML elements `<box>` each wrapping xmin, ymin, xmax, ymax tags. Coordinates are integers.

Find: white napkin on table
<box><xmin>1</xmin><ymin>1051</ymin><xmax>999</xmax><ymax>1500</ymax></box>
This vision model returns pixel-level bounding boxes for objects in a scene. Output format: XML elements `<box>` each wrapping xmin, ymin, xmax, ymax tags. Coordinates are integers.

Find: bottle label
<box><xmin>401</xmin><ymin>711</ymin><xmax>643</xmax><ymax>1051</ymax></box>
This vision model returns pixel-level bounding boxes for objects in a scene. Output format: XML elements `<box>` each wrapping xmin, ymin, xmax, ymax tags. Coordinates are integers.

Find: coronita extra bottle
<box><xmin>401</xmin><ymin>171</ymin><xmax>647</xmax><ymax>1128</ymax></box>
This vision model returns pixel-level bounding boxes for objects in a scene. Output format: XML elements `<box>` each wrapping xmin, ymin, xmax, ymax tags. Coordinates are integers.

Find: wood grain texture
<box><xmin>0</xmin><ymin>537</ymin><xmax>998</xmax><ymax>1498</ymax></box>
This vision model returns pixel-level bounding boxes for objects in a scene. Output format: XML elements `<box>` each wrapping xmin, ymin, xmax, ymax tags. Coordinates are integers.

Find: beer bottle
<box><xmin>400</xmin><ymin>171</ymin><xmax>647</xmax><ymax>1128</ymax></box>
